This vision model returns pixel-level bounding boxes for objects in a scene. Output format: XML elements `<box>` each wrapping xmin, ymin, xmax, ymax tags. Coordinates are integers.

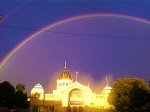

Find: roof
<box><xmin>31</xmin><ymin>83</ymin><xmax>44</xmax><ymax>91</ymax></box>
<box><xmin>103</xmin><ymin>85</ymin><xmax>112</xmax><ymax>90</ymax></box>
<box><xmin>58</xmin><ymin>68</ymin><xmax>72</xmax><ymax>80</ymax></box>
<box><xmin>31</xmin><ymin>83</ymin><xmax>44</xmax><ymax>94</ymax></box>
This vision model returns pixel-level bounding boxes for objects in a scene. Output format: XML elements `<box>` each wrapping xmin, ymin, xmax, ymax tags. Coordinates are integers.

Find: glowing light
<box><xmin>31</xmin><ymin>83</ymin><xmax>44</xmax><ymax>100</ymax></box>
<box><xmin>31</xmin><ymin>66</ymin><xmax>113</xmax><ymax>109</ymax></box>
<box><xmin>1</xmin><ymin>13</ymin><xmax>150</xmax><ymax>69</ymax></box>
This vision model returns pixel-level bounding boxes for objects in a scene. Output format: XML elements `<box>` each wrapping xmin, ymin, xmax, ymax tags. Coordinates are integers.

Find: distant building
<box><xmin>30</xmin><ymin>63</ymin><xmax>113</xmax><ymax>112</ymax></box>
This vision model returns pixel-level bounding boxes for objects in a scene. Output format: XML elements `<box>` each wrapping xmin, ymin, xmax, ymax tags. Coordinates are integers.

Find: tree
<box><xmin>16</xmin><ymin>83</ymin><xmax>25</xmax><ymax>93</ymax></box>
<box><xmin>108</xmin><ymin>78</ymin><xmax>150</xmax><ymax>112</ymax></box>
<box><xmin>14</xmin><ymin>84</ymin><xmax>29</xmax><ymax>110</ymax></box>
<box><xmin>0</xmin><ymin>81</ymin><xmax>15</xmax><ymax>109</ymax></box>
<box><xmin>0</xmin><ymin>81</ymin><xmax>29</xmax><ymax>110</ymax></box>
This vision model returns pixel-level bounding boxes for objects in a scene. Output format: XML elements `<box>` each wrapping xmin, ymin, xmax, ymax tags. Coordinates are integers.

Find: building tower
<box><xmin>101</xmin><ymin>76</ymin><xmax>112</xmax><ymax>108</ymax></box>
<box><xmin>56</xmin><ymin>62</ymin><xmax>73</xmax><ymax>90</ymax></box>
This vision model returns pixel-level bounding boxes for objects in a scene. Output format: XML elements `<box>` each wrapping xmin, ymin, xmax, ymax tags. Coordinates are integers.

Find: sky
<box><xmin>0</xmin><ymin>0</ymin><xmax>150</xmax><ymax>92</ymax></box>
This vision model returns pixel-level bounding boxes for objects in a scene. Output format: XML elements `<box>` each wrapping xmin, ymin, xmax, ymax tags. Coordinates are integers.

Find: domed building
<box><xmin>101</xmin><ymin>77</ymin><xmax>112</xmax><ymax>108</ymax></box>
<box><xmin>30</xmin><ymin>63</ymin><xmax>113</xmax><ymax>112</ymax></box>
<box><xmin>31</xmin><ymin>83</ymin><xmax>44</xmax><ymax>100</ymax></box>
<box><xmin>56</xmin><ymin>65</ymin><xmax>73</xmax><ymax>90</ymax></box>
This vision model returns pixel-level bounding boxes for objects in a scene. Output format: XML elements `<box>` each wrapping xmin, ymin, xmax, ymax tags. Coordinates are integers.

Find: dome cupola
<box><xmin>58</xmin><ymin>68</ymin><xmax>72</xmax><ymax>80</ymax></box>
<box><xmin>58</xmin><ymin>61</ymin><xmax>72</xmax><ymax>80</ymax></box>
<box><xmin>56</xmin><ymin>62</ymin><xmax>73</xmax><ymax>90</ymax></box>
<box><xmin>31</xmin><ymin>83</ymin><xmax>44</xmax><ymax>100</ymax></box>
<box><xmin>102</xmin><ymin>76</ymin><xmax>112</xmax><ymax>94</ymax></box>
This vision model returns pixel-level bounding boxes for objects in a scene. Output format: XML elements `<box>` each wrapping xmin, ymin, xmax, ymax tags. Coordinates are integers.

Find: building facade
<box><xmin>30</xmin><ymin>64</ymin><xmax>113</xmax><ymax>112</ymax></box>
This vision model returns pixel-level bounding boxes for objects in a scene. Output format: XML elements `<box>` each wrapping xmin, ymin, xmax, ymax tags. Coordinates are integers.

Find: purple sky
<box><xmin>0</xmin><ymin>0</ymin><xmax>150</xmax><ymax>93</ymax></box>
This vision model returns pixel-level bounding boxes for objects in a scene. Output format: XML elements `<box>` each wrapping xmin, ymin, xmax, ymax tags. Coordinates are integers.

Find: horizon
<box><xmin>0</xmin><ymin>0</ymin><xmax>150</xmax><ymax>94</ymax></box>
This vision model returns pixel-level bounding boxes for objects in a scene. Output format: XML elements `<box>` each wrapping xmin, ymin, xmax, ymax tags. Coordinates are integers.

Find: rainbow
<box><xmin>0</xmin><ymin>13</ymin><xmax>150</xmax><ymax>69</ymax></box>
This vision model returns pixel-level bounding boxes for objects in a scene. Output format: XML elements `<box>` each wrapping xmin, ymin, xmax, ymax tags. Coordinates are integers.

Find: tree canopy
<box><xmin>108</xmin><ymin>78</ymin><xmax>150</xmax><ymax>112</ymax></box>
<box><xmin>16</xmin><ymin>83</ymin><xmax>25</xmax><ymax>93</ymax></box>
<box><xmin>15</xmin><ymin>83</ymin><xmax>29</xmax><ymax>110</ymax></box>
<box><xmin>0</xmin><ymin>81</ymin><xmax>15</xmax><ymax>108</ymax></box>
<box><xmin>0</xmin><ymin>81</ymin><xmax>29</xmax><ymax>110</ymax></box>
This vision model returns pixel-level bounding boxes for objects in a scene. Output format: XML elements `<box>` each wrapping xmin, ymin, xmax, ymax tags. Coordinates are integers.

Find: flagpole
<box><xmin>76</xmin><ymin>71</ymin><xmax>79</xmax><ymax>82</ymax></box>
<box><xmin>106</xmin><ymin>76</ymin><xmax>108</xmax><ymax>86</ymax></box>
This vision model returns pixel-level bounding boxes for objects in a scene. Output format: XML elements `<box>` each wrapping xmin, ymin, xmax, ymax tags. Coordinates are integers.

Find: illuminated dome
<box><xmin>31</xmin><ymin>83</ymin><xmax>44</xmax><ymax>100</ymax></box>
<box><xmin>102</xmin><ymin>76</ymin><xmax>112</xmax><ymax>94</ymax></box>
<box><xmin>58</xmin><ymin>68</ymin><xmax>72</xmax><ymax>80</ymax></box>
<box><xmin>102</xmin><ymin>85</ymin><xmax>112</xmax><ymax>95</ymax></box>
<box><xmin>31</xmin><ymin>83</ymin><xmax>44</xmax><ymax>95</ymax></box>
<box><xmin>104</xmin><ymin>85</ymin><xmax>112</xmax><ymax>90</ymax></box>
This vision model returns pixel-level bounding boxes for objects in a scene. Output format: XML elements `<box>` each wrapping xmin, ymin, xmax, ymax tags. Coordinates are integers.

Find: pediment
<box><xmin>61</xmin><ymin>81</ymin><xmax>91</xmax><ymax>94</ymax></box>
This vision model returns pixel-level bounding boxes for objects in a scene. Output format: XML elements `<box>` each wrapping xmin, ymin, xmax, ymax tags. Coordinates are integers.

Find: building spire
<box><xmin>106</xmin><ymin>76</ymin><xmax>108</xmax><ymax>86</ymax></box>
<box><xmin>76</xmin><ymin>71</ymin><xmax>79</xmax><ymax>82</ymax></box>
<box><xmin>64</xmin><ymin>61</ymin><xmax>67</xmax><ymax>69</ymax></box>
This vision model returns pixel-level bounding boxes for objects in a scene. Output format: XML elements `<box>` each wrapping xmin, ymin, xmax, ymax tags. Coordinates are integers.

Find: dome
<box><xmin>104</xmin><ymin>85</ymin><xmax>112</xmax><ymax>90</ymax></box>
<box><xmin>102</xmin><ymin>76</ymin><xmax>112</xmax><ymax>94</ymax></box>
<box><xmin>31</xmin><ymin>83</ymin><xmax>44</xmax><ymax>100</ymax></box>
<box><xmin>58</xmin><ymin>68</ymin><xmax>72</xmax><ymax>80</ymax></box>
<box><xmin>31</xmin><ymin>83</ymin><xmax>44</xmax><ymax>94</ymax></box>
<box><xmin>102</xmin><ymin>85</ymin><xmax>112</xmax><ymax>94</ymax></box>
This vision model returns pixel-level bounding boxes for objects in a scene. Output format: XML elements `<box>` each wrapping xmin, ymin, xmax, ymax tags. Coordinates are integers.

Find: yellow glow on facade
<box><xmin>31</xmin><ymin>83</ymin><xmax>44</xmax><ymax>100</ymax></box>
<box><xmin>30</xmin><ymin>66</ymin><xmax>113</xmax><ymax>111</ymax></box>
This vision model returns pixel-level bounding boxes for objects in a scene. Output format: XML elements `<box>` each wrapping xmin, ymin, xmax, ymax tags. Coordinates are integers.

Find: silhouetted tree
<box><xmin>0</xmin><ymin>81</ymin><xmax>29</xmax><ymax>111</ymax></box>
<box><xmin>108</xmin><ymin>78</ymin><xmax>150</xmax><ymax>112</ymax></box>
<box><xmin>14</xmin><ymin>84</ymin><xmax>29</xmax><ymax>110</ymax></box>
<box><xmin>0</xmin><ymin>81</ymin><xmax>15</xmax><ymax>109</ymax></box>
<box><xmin>16</xmin><ymin>83</ymin><xmax>25</xmax><ymax>93</ymax></box>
